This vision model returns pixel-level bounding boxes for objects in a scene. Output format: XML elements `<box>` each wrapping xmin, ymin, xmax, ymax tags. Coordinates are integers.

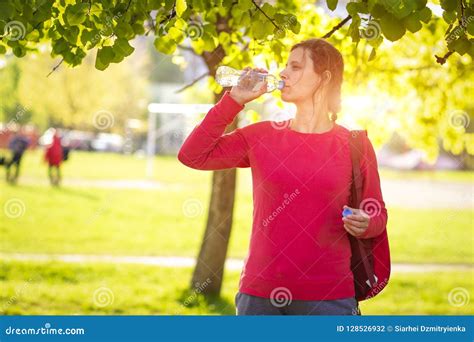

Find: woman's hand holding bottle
<box><xmin>229</xmin><ymin>67</ymin><xmax>269</xmax><ymax>106</ymax></box>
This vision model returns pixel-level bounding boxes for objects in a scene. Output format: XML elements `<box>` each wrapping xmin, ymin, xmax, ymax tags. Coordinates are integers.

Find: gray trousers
<box><xmin>235</xmin><ymin>292</ymin><xmax>361</xmax><ymax>315</ymax></box>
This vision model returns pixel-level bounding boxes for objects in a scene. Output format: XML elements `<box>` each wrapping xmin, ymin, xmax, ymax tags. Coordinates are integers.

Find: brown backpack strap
<box><xmin>349</xmin><ymin>130</ymin><xmax>377</xmax><ymax>288</ymax></box>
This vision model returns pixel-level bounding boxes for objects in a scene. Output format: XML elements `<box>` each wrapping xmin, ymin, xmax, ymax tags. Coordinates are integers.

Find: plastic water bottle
<box><xmin>215</xmin><ymin>66</ymin><xmax>285</xmax><ymax>93</ymax></box>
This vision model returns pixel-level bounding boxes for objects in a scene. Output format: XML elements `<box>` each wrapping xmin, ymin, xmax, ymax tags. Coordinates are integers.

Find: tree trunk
<box><xmin>190</xmin><ymin>41</ymin><xmax>239</xmax><ymax>295</ymax></box>
<box><xmin>190</xmin><ymin>143</ymin><xmax>238</xmax><ymax>294</ymax></box>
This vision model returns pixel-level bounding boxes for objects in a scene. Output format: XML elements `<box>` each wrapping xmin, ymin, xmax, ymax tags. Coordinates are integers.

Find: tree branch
<box><xmin>175</xmin><ymin>72</ymin><xmax>210</xmax><ymax>93</ymax></box>
<box><xmin>435</xmin><ymin>51</ymin><xmax>455</xmax><ymax>65</ymax></box>
<box><xmin>125</xmin><ymin>0</ymin><xmax>133</xmax><ymax>13</ymax></box>
<box><xmin>46</xmin><ymin>58</ymin><xmax>64</xmax><ymax>77</ymax></box>
<box><xmin>251</xmin><ymin>0</ymin><xmax>280</xmax><ymax>30</ymax></box>
<box><xmin>322</xmin><ymin>14</ymin><xmax>352</xmax><ymax>38</ymax></box>
<box><xmin>178</xmin><ymin>44</ymin><xmax>199</xmax><ymax>55</ymax></box>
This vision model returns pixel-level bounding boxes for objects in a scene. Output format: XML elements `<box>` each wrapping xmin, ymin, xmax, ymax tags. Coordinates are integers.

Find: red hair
<box><xmin>290</xmin><ymin>38</ymin><xmax>344</xmax><ymax>121</ymax></box>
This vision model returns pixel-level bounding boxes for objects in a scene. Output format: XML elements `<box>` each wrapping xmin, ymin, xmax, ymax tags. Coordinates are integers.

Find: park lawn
<box><xmin>378</xmin><ymin>168</ymin><xmax>473</xmax><ymax>183</ymax></box>
<box><xmin>2</xmin><ymin>148</ymin><xmax>473</xmax><ymax>184</ymax></box>
<box><xmin>0</xmin><ymin>260</ymin><xmax>472</xmax><ymax>315</ymax></box>
<box><xmin>1</xmin><ymin>184</ymin><xmax>472</xmax><ymax>264</ymax></box>
<box><xmin>0</xmin><ymin>149</ymin><xmax>211</xmax><ymax>187</ymax></box>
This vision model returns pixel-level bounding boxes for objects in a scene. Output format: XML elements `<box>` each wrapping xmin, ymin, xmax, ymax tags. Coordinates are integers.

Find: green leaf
<box><xmin>63</xmin><ymin>26</ymin><xmax>80</xmax><ymax>45</ymax></box>
<box><xmin>114</xmin><ymin>21</ymin><xmax>134</xmax><ymax>38</ymax></box>
<box><xmin>52</xmin><ymin>38</ymin><xmax>68</xmax><ymax>54</ymax></box>
<box><xmin>442</xmin><ymin>11</ymin><xmax>456</xmax><ymax>25</ymax></box>
<box><xmin>12</xmin><ymin>45</ymin><xmax>26</xmax><ymax>57</ymax></box>
<box><xmin>349</xmin><ymin>14</ymin><xmax>361</xmax><ymax>43</ymax></box>
<box><xmin>466</xmin><ymin>20</ymin><xmax>474</xmax><ymax>36</ymax></box>
<box><xmin>418</xmin><ymin>7</ymin><xmax>432</xmax><ymax>23</ymax></box>
<box><xmin>274</xmin><ymin>27</ymin><xmax>286</xmax><ymax>39</ymax></box>
<box><xmin>176</xmin><ymin>0</ymin><xmax>187</xmax><ymax>16</ymax></box>
<box><xmin>80</xmin><ymin>29</ymin><xmax>97</xmax><ymax>47</ymax></box>
<box><xmin>66</xmin><ymin>3</ymin><xmax>88</xmax><ymax>26</ymax></box>
<box><xmin>202</xmin><ymin>32</ymin><xmax>217</xmax><ymax>51</ymax></box>
<box><xmin>468</xmin><ymin>40</ymin><xmax>474</xmax><ymax>58</ymax></box>
<box><xmin>327</xmin><ymin>0</ymin><xmax>338</xmax><ymax>11</ymax></box>
<box><xmin>380</xmin><ymin>13</ymin><xmax>406</xmax><ymax>41</ymax></box>
<box><xmin>346</xmin><ymin>2</ymin><xmax>358</xmax><ymax>16</ymax></box>
<box><xmin>113</xmin><ymin>38</ymin><xmax>134</xmax><ymax>57</ymax></box>
<box><xmin>452</xmin><ymin>36</ymin><xmax>470</xmax><ymax>55</ymax></box>
<box><xmin>0</xmin><ymin>2</ymin><xmax>14</xmax><ymax>20</ymax></box>
<box><xmin>368</xmin><ymin>47</ymin><xmax>376</xmax><ymax>61</ymax></box>
<box><xmin>404</xmin><ymin>13</ymin><xmax>422</xmax><ymax>33</ymax></box>
<box><xmin>367</xmin><ymin>34</ymin><xmax>384</xmax><ymax>48</ymax></box>
<box><xmin>236</xmin><ymin>0</ymin><xmax>253</xmax><ymax>12</ymax></box>
<box><xmin>153</xmin><ymin>36</ymin><xmax>177</xmax><ymax>54</ymax></box>
<box><xmin>382</xmin><ymin>0</ymin><xmax>416</xmax><ymax>19</ymax></box>
<box><xmin>251</xmin><ymin>20</ymin><xmax>266</xmax><ymax>40</ymax></box>
<box><xmin>371</xmin><ymin>4</ymin><xmax>389</xmax><ymax>18</ymax></box>
<box><xmin>132</xmin><ymin>23</ymin><xmax>145</xmax><ymax>35</ymax></box>
<box><xmin>96</xmin><ymin>46</ymin><xmax>114</xmax><ymax>70</ymax></box>
<box><xmin>25</xmin><ymin>29</ymin><xmax>40</xmax><ymax>42</ymax></box>
<box><xmin>414</xmin><ymin>0</ymin><xmax>427</xmax><ymax>10</ymax></box>
<box><xmin>440</xmin><ymin>0</ymin><xmax>457</xmax><ymax>12</ymax></box>
<box><xmin>168</xmin><ymin>27</ymin><xmax>185</xmax><ymax>43</ymax></box>
<box><xmin>285</xmin><ymin>14</ymin><xmax>300</xmax><ymax>34</ymax></box>
<box><xmin>218</xmin><ymin>31</ymin><xmax>231</xmax><ymax>45</ymax></box>
<box><xmin>261</xmin><ymin>3</ymin><xmax>276</xmax><ymax>17</ymax></box>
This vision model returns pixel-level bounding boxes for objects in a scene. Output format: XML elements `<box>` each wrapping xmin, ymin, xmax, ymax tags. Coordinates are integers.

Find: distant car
<box><xmin>40</xmin><ymin>129</ymin><xmax>94</xmax><ymax>151</ymax></box>
<box><xmin>91</xmin><ymin>133</ymin><xmax>124</xmax><ymax>153</ymax></box>
<box><xmin>63</xmin><ymin>130</ymin><xmax>95</xmax><ymax>151</ymax></box>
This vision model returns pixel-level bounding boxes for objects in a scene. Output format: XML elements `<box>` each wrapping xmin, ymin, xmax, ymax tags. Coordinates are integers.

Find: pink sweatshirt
<box><xmin>178</xmin><ymin>91</ymin><xmax>388</xmax><ymax>301</ymax></box>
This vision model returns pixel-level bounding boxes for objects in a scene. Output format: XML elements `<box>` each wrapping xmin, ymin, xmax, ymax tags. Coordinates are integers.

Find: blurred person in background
<box><xmin>44</xmin><ymin>129</ymin><xmax>64</xmax><ymax>186</ymax></box>
<box><xmin>5</xmin><ymin>130</ymin><xmax>30</xmax><ymax>184</ymax></box>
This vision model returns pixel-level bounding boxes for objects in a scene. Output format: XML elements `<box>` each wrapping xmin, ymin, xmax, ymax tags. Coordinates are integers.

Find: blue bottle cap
<box><xmin>342</xmin><ymin>208</ymin><xmax>353</xmax><ymax>217</ymax></box>
<box><xmin>277</xmin><ymin>80</ymin><xmax>285</xmax><ymax>90</ymax></box>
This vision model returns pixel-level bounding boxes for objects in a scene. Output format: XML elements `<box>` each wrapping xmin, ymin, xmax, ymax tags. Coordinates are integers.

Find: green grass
<box><xmin>1</xmin><ymin>183</ymin><xmax>472</xmax><ymax>264</ymax></box>
<box><xmin>1</xmin><ymin>260</ymin><xmax>472</xmax><ymax>315</ymax></box>
<box><xmin>1</xmin><ymin>149</ymin><xmax>212</xmax><ymax>186</ymax></box>
<box><xmin>1</xmin><ymin>150</ymin><xmax>473</xmax><ymax>315</ymax></box>
<box><xmin>379</xmin><ymin>168</ymin><xmax>473</xmax><ymax>183</ymax></box>
<box><xmin>3</xmin><ymin>149</ymin><xmax>473</xmax><ymax>184</ymax></box>
<box><xmin>0</xmin><ymin>260</ymin><xmax>239</xmax><ymax>315</ymax></box>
